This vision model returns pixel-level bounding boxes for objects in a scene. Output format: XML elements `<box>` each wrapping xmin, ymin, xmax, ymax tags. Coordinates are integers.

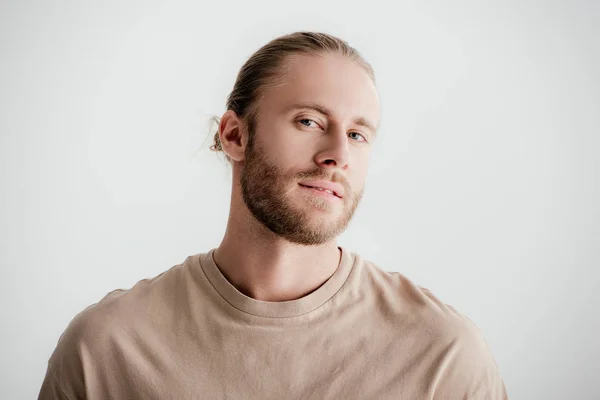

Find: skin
<box><xmin>213</xmin><ymin>52</ymin><xmax>380</xmax><ymax>302</ymax></box>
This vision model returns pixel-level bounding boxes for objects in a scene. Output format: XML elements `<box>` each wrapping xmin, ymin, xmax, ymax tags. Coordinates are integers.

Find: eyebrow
<box><xmin>286</xmin><ymin>102</ymin><xmax>378</xmax><ymax>136</ymax></box>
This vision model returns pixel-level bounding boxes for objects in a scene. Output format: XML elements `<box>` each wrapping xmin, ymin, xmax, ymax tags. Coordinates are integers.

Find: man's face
<box><xmin>239</xmin><ymin>53</ymin><xmax>380</xmax><ymax>245</ymax></box>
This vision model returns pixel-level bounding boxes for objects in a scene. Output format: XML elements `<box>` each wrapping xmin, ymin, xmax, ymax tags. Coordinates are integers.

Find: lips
<box><xmin>298</xmin><ymin>180</ymin><xmax>344</xmax><ymax>198</ymax></box>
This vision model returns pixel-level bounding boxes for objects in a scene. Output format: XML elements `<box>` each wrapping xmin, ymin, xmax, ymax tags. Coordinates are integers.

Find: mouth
<box><xmin>298</xmin><ymin>184</ymin><xmax>342</xmax><ymax>200</ymax></box>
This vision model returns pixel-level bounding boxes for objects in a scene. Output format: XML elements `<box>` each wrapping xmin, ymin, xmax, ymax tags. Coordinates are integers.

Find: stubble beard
<box><xmin>240</xmin><ymin>128</ymin><xmax>363</xmax><ymax>246</ymax></box>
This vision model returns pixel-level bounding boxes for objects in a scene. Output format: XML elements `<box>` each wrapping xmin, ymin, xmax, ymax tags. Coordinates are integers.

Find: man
<box><xmin>40</xmin><ymin>31</ymin><xmax>507</xmax><ymax>399</ymax></box>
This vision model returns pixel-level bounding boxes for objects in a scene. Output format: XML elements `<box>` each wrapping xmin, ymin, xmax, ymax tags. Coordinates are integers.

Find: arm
<box><xmin>430</xmin><ymin>315</ymin><xmax>508</xmax><ymax>399</ymax></box>
<box><xmin>39</xmin><ymin>363</ymin><xmax>76</xmax><ymax>400</ymax></box>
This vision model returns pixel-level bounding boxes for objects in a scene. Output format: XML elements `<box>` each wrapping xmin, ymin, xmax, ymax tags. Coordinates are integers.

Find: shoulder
<box><xmin>67</xmin><ymin>256</ymin><xmax>192</xmax><ymax>336</ymax></box>
<box><xmin>44</xmin><ymin>254</ymin><xmax>201</xmax><ymax>394</ymax></box>
<box><xmin>57</xmin><ymin>253</ymin><xmax>201</xmax><ymax>342</ymax></box>
<box><xmin>357</xmin><ymin>256</ymin><xmax>476</xmax><ymax>324</ymax></box>
<box><xmin>356</xmin><ymin>256</ymin><xmax>507</xmax><ymax>398</ymax></box>
<box><xmin>355</xmin><ymin>255</ymin><xmax>465</xmax><ymax>325</ymax></box>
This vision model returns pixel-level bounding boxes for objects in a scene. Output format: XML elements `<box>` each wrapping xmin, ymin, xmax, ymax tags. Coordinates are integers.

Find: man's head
<box><xmin>214</xmin><ymin>32</ymin><xmax>380</xmax><ymax>246</ymax></box>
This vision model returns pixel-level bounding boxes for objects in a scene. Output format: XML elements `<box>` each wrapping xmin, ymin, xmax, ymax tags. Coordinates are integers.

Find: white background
<box><xmin>1</xmin><ymin>1</ymin><xmax>598</xmax><ymax>399</ymax></box>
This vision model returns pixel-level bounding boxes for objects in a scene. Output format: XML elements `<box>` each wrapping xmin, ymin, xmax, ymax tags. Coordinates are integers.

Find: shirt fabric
<box><xmin>39</xmin><ymin>246</ymin><xmax>508</xmax><ymax>399</ymax></box>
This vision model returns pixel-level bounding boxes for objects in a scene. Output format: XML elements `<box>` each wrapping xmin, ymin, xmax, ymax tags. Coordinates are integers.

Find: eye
<box><xmin>349</xmin><ymin>131</ymin><xmax>367</xmax><ymax>142</ymax></box>
<box><xmin>297</xmin><ymin>118</ymin><xmax>320</xmax><ymax>128</ymax></box>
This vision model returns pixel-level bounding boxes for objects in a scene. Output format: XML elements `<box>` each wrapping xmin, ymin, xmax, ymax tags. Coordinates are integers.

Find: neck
<box><xmin>213</xmin><ymin>197</ymin><xmax>342</xmax><ymax>302</ymax></box>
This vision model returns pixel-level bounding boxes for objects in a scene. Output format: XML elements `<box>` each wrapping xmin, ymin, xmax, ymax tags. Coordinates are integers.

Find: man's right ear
<box><xmin>218</xmin><ymin>110</ymin><xmax>247</xmax><ymax>162</ymax></box>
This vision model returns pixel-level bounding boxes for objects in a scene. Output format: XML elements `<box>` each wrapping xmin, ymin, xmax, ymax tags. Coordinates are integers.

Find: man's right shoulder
<box><xmin>40</xmin><ymin>254</ymin><xmax>204</xmax><ymax>398</ymax></box>
<box><xmin>56</xmin><ymin>254</ymin><xmax>201</xmax><ymax>345</ymax></box>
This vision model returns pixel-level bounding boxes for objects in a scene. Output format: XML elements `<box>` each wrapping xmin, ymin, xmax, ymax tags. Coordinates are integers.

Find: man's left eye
<box><xmin>349</xmin><ymin>132</ymin><xmax>366</xmax><ymax>142</ymax></box>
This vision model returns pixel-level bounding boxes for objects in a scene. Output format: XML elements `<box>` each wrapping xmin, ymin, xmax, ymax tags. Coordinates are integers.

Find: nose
<box><xmin>314</xmin><ymin>124</ymin><xmax>350</xmax><ymax>170</ymax></box>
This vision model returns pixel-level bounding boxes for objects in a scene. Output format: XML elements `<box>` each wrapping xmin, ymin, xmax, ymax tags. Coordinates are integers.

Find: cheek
<box><xmin>270</xmin><ymin>134</ymin><xmax>313</xmax><ymax>164</ymax></box>
<box><xmin>350</xmin><ymin>155</ymin><xmax>370</xmax><ymax>189</ymax></box>
<box><xmin>350</xmin><ymin>176</ymin><xmax>366</xmax><ymax>195</ymax></box>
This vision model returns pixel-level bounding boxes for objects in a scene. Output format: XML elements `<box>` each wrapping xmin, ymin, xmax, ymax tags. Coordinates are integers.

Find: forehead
<box><xmin>258</xmin><ymin>53</ymin><xmax>380</xmax><ymax>128</ymax></box>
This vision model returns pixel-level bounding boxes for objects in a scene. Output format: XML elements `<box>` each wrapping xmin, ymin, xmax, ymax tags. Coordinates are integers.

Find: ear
<box><xmin>218</xmin><ymin>110</ymin><xmax>247</xmax><ymax>162</ymax></box>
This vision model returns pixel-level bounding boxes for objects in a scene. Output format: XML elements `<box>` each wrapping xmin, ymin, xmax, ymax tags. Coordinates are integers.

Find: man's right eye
<box><xmin>298</xmin><ymin>118</ymin><xmax>318</xmax><ymax>128</ymax></box>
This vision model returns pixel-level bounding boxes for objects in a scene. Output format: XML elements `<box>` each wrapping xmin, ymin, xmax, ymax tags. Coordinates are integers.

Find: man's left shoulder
<box><xmin>358</xmin><ymin>258</ymin><xmax>508</xmax><ymax>398</ymax></box>
<box><xmin>423</xmin><ymin>298</ymin><xmax>508</xmax><ymax>399</ymax></box>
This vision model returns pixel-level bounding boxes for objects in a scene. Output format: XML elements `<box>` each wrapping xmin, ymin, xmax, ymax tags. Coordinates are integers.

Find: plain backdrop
<box><xmin>1</xmin><ymin>1</ymin><xmax>598</xmax><ymax>399</ymax></box>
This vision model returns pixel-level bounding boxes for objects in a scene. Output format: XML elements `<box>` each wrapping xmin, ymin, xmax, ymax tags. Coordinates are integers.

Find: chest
<box><xmin>101</xmin><ymin>318</ymin><xmax>435</xmax><ymax>399</ymax></box>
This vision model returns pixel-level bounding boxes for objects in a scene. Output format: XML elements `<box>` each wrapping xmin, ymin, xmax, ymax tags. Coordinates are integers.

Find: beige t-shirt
<box><xmin>39</xmin><ymin>246</ymin><xmax>507</xmax><ymax>399</ymax></box>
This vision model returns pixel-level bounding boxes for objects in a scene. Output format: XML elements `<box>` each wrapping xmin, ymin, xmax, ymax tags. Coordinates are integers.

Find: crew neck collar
<box><xmin>198</xmin><ymin>246</ymin><xmax>356</xmax><ymax>318</ymax></box>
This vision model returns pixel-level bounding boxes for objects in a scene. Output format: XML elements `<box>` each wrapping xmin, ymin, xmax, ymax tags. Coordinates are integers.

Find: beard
<box><xmin>240</xmin><ymin>126</ymin><xmax>364</xmax><ymax>246</ymax></box>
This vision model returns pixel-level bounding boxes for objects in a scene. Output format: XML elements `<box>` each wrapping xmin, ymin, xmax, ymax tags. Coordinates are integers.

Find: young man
<box><xmin>40</xmin><ymin>32</ymin><xmax>507</xmax><ymax>399</ymax></box>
